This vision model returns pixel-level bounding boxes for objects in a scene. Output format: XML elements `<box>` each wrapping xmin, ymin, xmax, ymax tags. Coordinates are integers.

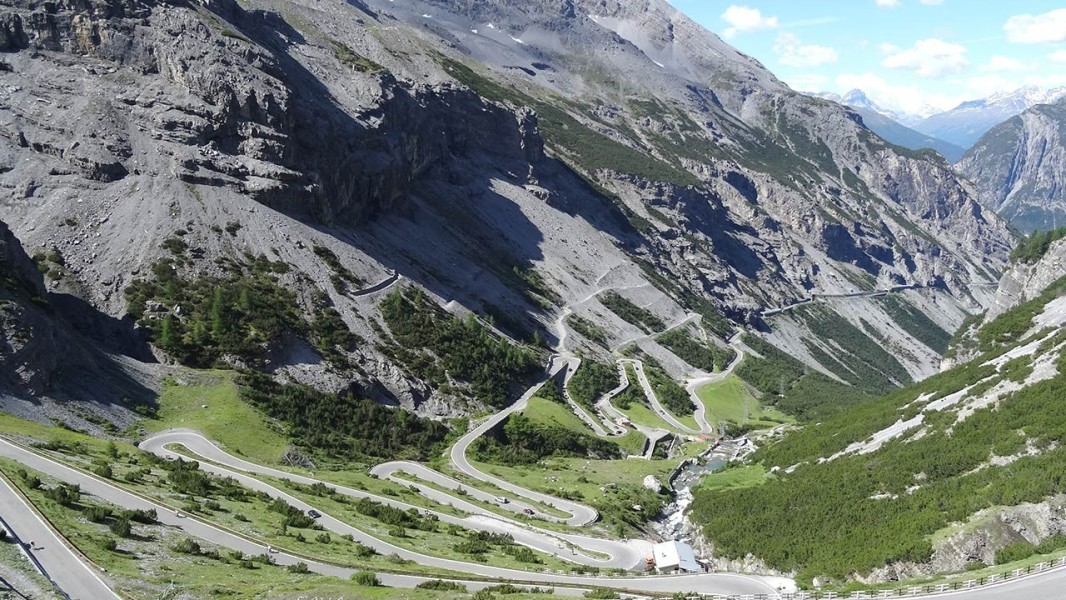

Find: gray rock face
<box><xmin>957</xmin><ymin>98</ymin><xmax>1066</xmax><ymax>233</ymax></box>
<box><xmin>987</xmin><ymin>238</ymin><xmax>1066</xmax><ymax>320</ymax></box>
<box><xmin>0</xmin><ymin>0</ymin><xmax>1017</xmax><ymax>415</ymax></box>
<box><xmin>0</xmin><ymin>219</ymin><xmax>156</xmax><ymax>429</ymax></box>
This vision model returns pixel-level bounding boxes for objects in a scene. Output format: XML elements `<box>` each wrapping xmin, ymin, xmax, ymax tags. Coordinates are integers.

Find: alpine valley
<box><xmin>1</xmin><ymin>0</ymin><xmax>1064</xmax><ymax>598</ymax></box>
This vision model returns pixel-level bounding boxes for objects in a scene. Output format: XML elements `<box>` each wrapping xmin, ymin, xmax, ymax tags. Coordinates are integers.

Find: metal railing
<box><xmin>688</xmin><ymin>556</ymin><xmax>1066</xmax><ymax>599</ymax></box>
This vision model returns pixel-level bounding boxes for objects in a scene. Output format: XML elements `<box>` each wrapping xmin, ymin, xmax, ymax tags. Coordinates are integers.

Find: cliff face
<box><xmin>0</xmin><ymin>219</ymin><xmax>156</xmax><ymax>429</ymax></box>
<box><xmin>0</xmin><ymin>0</ymin><xmax>1017</xmax><ymax>416</ymax></box>
<box><xmin>958</xmin><ymin>99</ymin><xmax>1066</xmax><ymax>233</ymax></box>
<box><xmin>987</xmin><ymin>238</ymin><xmax>1066</xmax><ymax>320</ymax></box>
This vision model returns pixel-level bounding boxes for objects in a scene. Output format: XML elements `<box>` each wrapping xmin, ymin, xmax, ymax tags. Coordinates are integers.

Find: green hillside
<box><xmin>691</xmin><ymin>276</ymin><xmax>1066</xmax><ymax>585</ymax></box>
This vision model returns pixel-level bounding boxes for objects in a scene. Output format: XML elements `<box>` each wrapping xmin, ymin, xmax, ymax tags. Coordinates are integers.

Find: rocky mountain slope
<box><xmin>957</xmin><ymin>98</ymin><xmax>1066</xmax><ymax>233</ymax></box>
<box><xmin>813</xmin><ymin>90</ymin><xmax>964</xmax><ymax>162</ymax></box>
<box><xmin>0</xmin><ymin>218</ymin><xmax>156</xmax><ymax>428</ymax></box>
<box><xmin>0</xmin><ymin>0</ymin><xmax>1014</xmax><ymax>420</ymax></box>
<box><xmin>915</xmin><ymin>86</ymin><xmax>1066</xmax><ymax>151</ymax></box>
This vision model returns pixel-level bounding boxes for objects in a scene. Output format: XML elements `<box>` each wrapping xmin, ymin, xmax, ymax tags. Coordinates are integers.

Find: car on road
<box><xmin>307</xmin><ymin>509</ymin><xmax>321</xmax><ymax>519</ymax></box>
<box><xmin>523</xmin><ymin>508</ymin><xmax>535</xmax><ymax>515</ymax></box>
<box><xmin>495</xmin><ymin>496</ymin><xmax>508</xmax><ymax>504</ymax></box>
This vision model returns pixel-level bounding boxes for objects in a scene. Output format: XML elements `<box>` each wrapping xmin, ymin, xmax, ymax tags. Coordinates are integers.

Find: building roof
<box><xmin>652</xmin><ymin>540</ymin><xmax>700</xmax><ymax>572</ymax></box>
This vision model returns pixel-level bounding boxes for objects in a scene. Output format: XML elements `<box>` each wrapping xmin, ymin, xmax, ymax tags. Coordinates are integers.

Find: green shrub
<box><xmin>108</xmin><ymin>518</ymin><xmax>132</xmax><ymax>538</ymax></box>
<box><xmin>379</xmin><ymin>288</ymin><xmax>539</xmax><ymax>408</ymax></box>
<box><xmin>351</xmin><ymin>571</ymin><xmax>381</xmax><ymax>586</ymax></box>
<box><xmin>453</xmin><ymin>539</ymin><xmax>490</xmax><ymax>554</ymax></box>
<box><xmin>1010</xmin><ymin>227</ymin><xmax>1066</xmax><ymax>264</ymax></box>
<box><xmin>643</xmin><ymin>363</ymin><xmax>693</xmax><ymax>416</ymax></box>
<box><xmin>567</xmin><ymin>315</ymin><xmax>608</xmax><ymax>347</ymax></box>
<box><xmin>996</xmin><ymin>541</ymin><xmax>1036</xmax><ymax>565</ymax></box>
<box><xmin>657</xmin><ymin>328</ymin><xmax>734</xmax><ymax>371</ymax></box>
<box><xmin>535</xmin><ymin>376</ymin><xmax>567</xmax><ymax>405</ymax></box>
<box><xmin>472</xmin><ymin>412</ymin><xmax>620</xmax><ymax>465</ymax></box>
<box><xmin>599</xmin><ymin>292</ymin><xmax>665</xmax><ymax>333</ymax></box>
<box><xmin>568</xmin><ymin>360</ymin><xmax>618</xmax><ymax>409</ymax></box>
<box><xmin>44</xmin><ymin>483</ymin><xmax>80</xmax><ymax>507</ymax></box>
<box><xmin>416</xmin><ymin>579</ymin><xmax>466</xmax><ymax>591</ymax></box>
<box><xmin>124</xmin><ymin>258</ymin><xmax>303</xmax><ymax>367</ymax></box>
<box><xmin>172</xmin><ymin>538</ymin><xmax>202</xmax><ymax>555</ymax></box>
<box><xmin>1036</xmin><ymin>534</ymin><xmax>1066</xmax><ymax>555</ymax></box>
<box><xmin>84</xmin><ymin>505</ymin><xmax>112</xmax><ymax>523</ymax></box>
<box><xmin>237</xmin><ymin>371</ymin><xmax>448</xmax><ymax>462</ymax></box>
<box><xmin>288</xmin><ymin>562</ymin><xmax>310</xmax><ymax>574</ymax></box>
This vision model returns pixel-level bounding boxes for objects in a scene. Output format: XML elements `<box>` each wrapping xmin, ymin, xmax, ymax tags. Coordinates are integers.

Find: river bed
<box><xmin>652</xmin><ymin>438</ymin><xmax>749</xmax><ymax>541</ymax></box>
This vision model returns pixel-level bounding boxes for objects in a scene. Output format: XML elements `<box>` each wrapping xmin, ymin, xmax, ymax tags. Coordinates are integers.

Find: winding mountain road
<box><xmin>619</xmin><ymin>359</ymin><xmax>700</xmax><ymax>435</ymax></box>
<box><xmin>686</xmin><ymin>333</ymin><xmax>746</xmax><ymax>435</ymax></box>
<box><xmin>0</xmin><ymin>433</ymin><xmax>783</xmax><ymax>596</ymax></box>
<box><xmin>447</xmin><ymin>355</ymin><xmax>601</xmax><ymax>528</ymax></box>
<box><xmin>0</xmin><ymin>473</ymin><xmax>120</xmax><ymax>600</ymax></box>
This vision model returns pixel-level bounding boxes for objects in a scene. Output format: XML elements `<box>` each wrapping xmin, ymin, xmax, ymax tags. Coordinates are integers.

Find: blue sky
<box><xmin>669</xmin><ymin>1</ymin><xmax>1066</xmax><ymax>115</ymax></box>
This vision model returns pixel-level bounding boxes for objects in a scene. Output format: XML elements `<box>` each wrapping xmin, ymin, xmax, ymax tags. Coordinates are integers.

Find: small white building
<box><xmin>651</xmin><ymin>540</ymin><xmax>701</xmax><ymax>573</ymax></box>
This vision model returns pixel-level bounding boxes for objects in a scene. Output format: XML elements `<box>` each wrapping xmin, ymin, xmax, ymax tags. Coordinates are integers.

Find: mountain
<box><xmin>691</xmin><ymin>237</ymin><xmax>1066</xmax><ymax>584</ymax></box>
<box><xmin>914</xmin><ymin>86</ymin><xmax>1066</xmax><ymax>151</ymax></box>
<box><xmin>812</xmin><ymin>90</ymin><xmax>965</xmax><ymax>162</ymax></box>
<box><xmin>814</xmin><ymin>89</ymin><xmax>905</xmax><ymax>121</ymax></box>
<box><xmin>956</xmin><ymin>98</ymin><xmax>1066</xmax><ymax>233</ymax></box>
<box><xmin>0</xmin><ymin>0</ymin><xmax>1012</xmax><ymax>429</ymax></box>
<box><xmin>0</xmin><ymin>219</ymin><xmax>156</xmax><ymax>427</ymax></box>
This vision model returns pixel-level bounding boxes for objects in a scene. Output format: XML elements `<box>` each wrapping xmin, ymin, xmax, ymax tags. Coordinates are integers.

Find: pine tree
<box><xmin>160</xmin><ymin>314</ymin><xmax>177</xmax><ymax>352</ymax></box>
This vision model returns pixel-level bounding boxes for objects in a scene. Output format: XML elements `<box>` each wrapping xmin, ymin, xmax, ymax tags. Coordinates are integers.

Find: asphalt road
<box><xmin>147</xmin><ymin>430</ymin><xmax>638</xmax><ymax>569</ymax></box>
<box><xmin>619</xmin><ymin>359</ymin><xmax>700</xmax><ymax>435</ymax></box>
<box><xmin>448</xmin><ymin>355</ymin><xmax>603</xmax><ymax>528</ymax></box>
<box><xmin>0</xmin><ymin>438</ymin><xmax>601</xmax><ymax>597</ymax></box>
<box><xmin>8</xmin><ymin>425</ymin><xmax>1066</xmax><ymax>598</ymax></box>
<box><xmin>594</xmin><ymin>362</ymin><xmax>670</xmax><ymax>458</ymax></box>
<box><xmin>1</xmin><ymin>434</ymin><xmax>781</xmax><ymax>596</ymax></box>
<box><xmin>0</xmin><ymin>474</ymin><xmax>121</xmax><ymax>600</ymax></box>
<box><xmin>685</xmin><ymin>333</ymin><xmax>746</xmax><ymax>435</ymax></box>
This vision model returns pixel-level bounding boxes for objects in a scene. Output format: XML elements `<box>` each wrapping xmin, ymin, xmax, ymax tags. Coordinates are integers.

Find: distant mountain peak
<box><xmin>915</xmin><ymin>85</ymin><xmax>1066</xmax><ymax>150</ymax></box>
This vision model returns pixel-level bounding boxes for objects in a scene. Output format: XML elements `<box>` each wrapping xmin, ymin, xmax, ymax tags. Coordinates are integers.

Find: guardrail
<box><xmin>689</xmin><ymin>556</ymin><xmax>1066</xmax><ymax>599</ymax></box>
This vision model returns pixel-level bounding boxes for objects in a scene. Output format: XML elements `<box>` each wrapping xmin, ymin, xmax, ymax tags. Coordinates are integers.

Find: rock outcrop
<box><xmin>987</xmin><ymin>238</ymin><xmax>1066</xmax><ymax>320</ymax></box>
<box><xmin>0</xmin><ymin>219</ymin><xmax>157</xmax><ymax>430</ymax></box>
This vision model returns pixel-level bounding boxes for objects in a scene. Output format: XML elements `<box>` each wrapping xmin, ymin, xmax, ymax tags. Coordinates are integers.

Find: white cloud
<box><xmin>785</xmin><ymin>73</ymin><xmax>830</xmax><ymax>93</ymax></box>
<box><xmin>835</xmin><ymin>72</ymin><xmax>964</xmax><ymax>114</ymax></box>
<box><xmin>1051</xmin><ymin>50</ymin><xmax>1066</xmax><ymax>63</ymax></box>
<box><xmin>881</xmin><ymin>38</ymin><xmax>969</xmax><ymax>78</ymax></box>
<box><xmin>720</xmin><ymin>5</ymin><xmax>779</xmax><ymax>39</ymax></box>
<box><xmin>773</xmin><ymin>33</ymin><xmax>838</xmax><ymax>67</ymax></box>
<box><xmin>875</xmin><ymin>0</ymin><xmax>900</xmax><ymax>7</ymax></box>
<box><xmin>1005</xmin><ymin>9</ymin><xmax>1066</xmax><ymax>44</ymax></box>
<box><xmin>877</xmin><ymin>42</ymin><xmax>899</xmax><ymax>56</ymax></box>
<box><xmin>964</xmin><ymin>73</ymin><xmax>1066</xmax><ymax>97</ymax></box>
<box><xmin>983</xmin><ymin>55</ymin><xmax>1033</xmax><ymax>73</ymax></box>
